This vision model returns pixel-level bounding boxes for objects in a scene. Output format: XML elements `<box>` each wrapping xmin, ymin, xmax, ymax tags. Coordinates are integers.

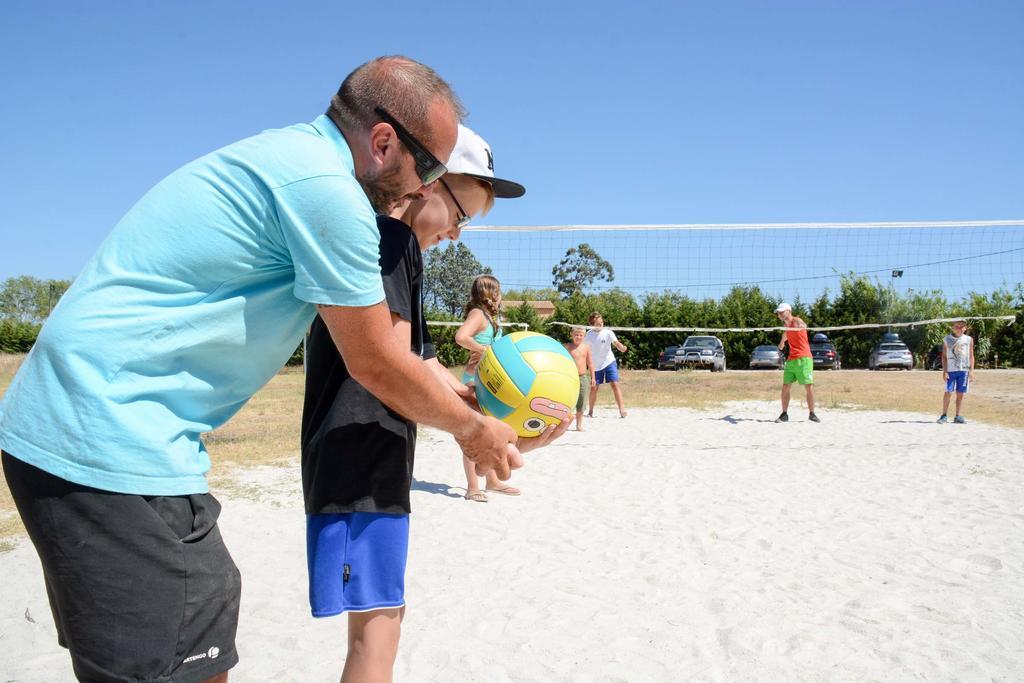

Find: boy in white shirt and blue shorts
<box><xmin>584</xmin><ymin>312</ymin><xmax>629</xmax><ymax>418</ymax></box>
<box><xmin>938</xmin><ymin>320</ymin><xmax>975</xmax><ymax>424</ymax></box>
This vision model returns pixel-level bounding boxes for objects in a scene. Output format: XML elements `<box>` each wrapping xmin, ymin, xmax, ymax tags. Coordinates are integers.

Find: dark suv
<box><xmin>678</xmin><ymin>336</ymin><xmax>727</xmax><ymax>372</ymax></box>
<box><xmin>810</xmin><ymin>333</ymin><xmax>841</xmax><ymax>370</ymax></box>
<box><xmin>657</xmin><ymin>345</ymin><xmax>681</xmax><ymax>370</ymax></box>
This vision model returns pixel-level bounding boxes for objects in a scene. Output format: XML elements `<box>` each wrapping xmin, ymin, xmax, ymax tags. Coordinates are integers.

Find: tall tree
<box><xmin>422</xmin><ymin>243</ymin><xmax>491</xmax><ymax>316</ymax></box>
<box><xmin>0</xmin><ymin>276</ymin><xmax>71</xmax><ymax>323</ymax></box>
<box><xmin>713</xmin><ymin>286</ymin><xmax>780</xmax><ymax>368</ymax></box>
<box><xmin>827</xmin><ymin>275</ymin><xmax>887</xmax><ymax>367</ymax></box>
<box><xmin>959</xmin><ymin>288</ymin><xmax>1017</xmax><ymax>365</ymax></box>
<box><xmin>991</xmin><ymin>284</ymin><xmax>1024</xmax><ymax>368</ymax></box>
<box><xmin>551</xmin><ymin>243</ymin><xmax>614</xmax><ymax>298</ymax></box>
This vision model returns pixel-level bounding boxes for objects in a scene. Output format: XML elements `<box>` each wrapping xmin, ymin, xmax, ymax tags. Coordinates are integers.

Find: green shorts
<box><xmin>783</xmin><ymin>357</ymin><xmax>814</xmax><ymax>385</ymax></box>
<box><xmin>576</xmin><ymin>373</ymin><xmax>588</xmax><ymax>413</ymax></box>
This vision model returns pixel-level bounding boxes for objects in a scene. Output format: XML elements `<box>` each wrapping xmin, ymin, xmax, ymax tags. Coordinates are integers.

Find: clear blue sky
<box><xmin>2</xmin><ymin>0</ymin><xmax>1022</xmax><ymax>285</ymax></box>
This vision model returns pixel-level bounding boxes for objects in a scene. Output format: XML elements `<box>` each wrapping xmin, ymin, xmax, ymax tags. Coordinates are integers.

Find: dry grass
<box><xmin>203</xmin><ymin>367</ymin><xmax>305</xmax><ymax>492</ymax></box>
<box><xmin>0</xmin><ymin>354</ymin><xmax>26</xmax><ymax>549</ymax></box>
<box><xmin>621</xmin><ymin>367</ymin><xmax>1024</xmax><ymax>429</ymax></box>
<box><xmin>0</xmin><ymin>353</ymin><xmax>24</xmax><ymax>395</ymax></box>
<box><xmin>1</xmin><ymin>353</ymin><xmax>1021</xmax><ymax>550</ymax></box>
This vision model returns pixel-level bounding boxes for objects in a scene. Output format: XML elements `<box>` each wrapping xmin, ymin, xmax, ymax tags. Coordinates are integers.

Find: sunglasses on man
<box><xmin>374</xmin><ymin>106</ymin><xmax>447</xmax><ymax>186</ymax></box>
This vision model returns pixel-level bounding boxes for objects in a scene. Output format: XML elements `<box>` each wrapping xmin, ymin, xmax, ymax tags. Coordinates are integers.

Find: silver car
<box><xmin>749</xmin><ymin>344</ymin><xmax>783</xmax><ymax>369</ymax></box>
<box><xmin>678</xmin><ymin>336</ymin><xmax>727</xmax><ymax>372</ymax></box>
<box><xmin>868</xmin><ymin>342</ymin><xmax>914</xmax><ymax>370</ymax></box>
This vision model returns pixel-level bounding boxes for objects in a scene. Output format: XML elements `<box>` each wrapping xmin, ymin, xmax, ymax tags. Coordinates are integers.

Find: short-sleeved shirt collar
<box><xmin>310</xmin><ymin>114</ymin><xmax>355</xmax><ymax>174</ymax></box>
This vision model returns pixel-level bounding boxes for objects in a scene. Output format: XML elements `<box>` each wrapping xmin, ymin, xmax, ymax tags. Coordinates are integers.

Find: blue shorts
<box><xmin>946</xmin><ymin>370</ymin><xmax>969</xmax><ymax>394</ymax></box>
<box><xmin>306</xmin><ymin>512</ymin><xmax>409</xmax><ymax>617</ymax></box>
<box><xmin>594</xmin><ymin>361</ymin><xmax>620</xmax><ymax>384</ymax></box>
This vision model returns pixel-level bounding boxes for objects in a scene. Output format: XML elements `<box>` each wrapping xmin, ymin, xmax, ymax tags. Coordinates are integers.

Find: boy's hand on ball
<box><xmin>453</xmin><ymin>383</ymin><xmax>480</xmax><ymax>411</ymax></box>
<box><xmin>502</xmin><ymin>442</ymin><xmax>525</xmax><ymax>475</ymax></box>
<box><xmin>517</xmin><ymin>418</ymin><xmax>570</xmax><ymax>454</ymax></box>
<box><xmin>457</xmin><ymin>415</ymin><xmax>521</xmax><ymax>480</ymax></box>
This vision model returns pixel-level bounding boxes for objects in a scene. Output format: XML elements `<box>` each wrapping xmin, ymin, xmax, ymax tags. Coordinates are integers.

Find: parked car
<box><xmin>749</xmin><ymin>344</ymin><xmax>784</xmax><ymax>369</ymax></box>
<box><xmin>810</xmin><ymin>332</ymin><xmax>841</xmax><ymax>370</ymax></box>
<box><xmin>925</xmin><ymin>344</ymin><xmax>943</xmax><ymax>370</ymax></box>
<box><xmin>868</xmin><ymin>337</ymin><xmax>914</xmax><ymax>370</ymax></box>
<box><xmin>657</xmin><ymin>345</ymin><xmax>681</xmax><ymax>370</ymax></box>
<box><xmin>678</xmin><ymin>336</ymin><xmax>727</xmax><ymax>372</ymax></box>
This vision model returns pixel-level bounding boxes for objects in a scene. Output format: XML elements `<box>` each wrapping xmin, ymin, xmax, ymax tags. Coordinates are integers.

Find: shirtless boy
<box><xmin>564</xmin><ymin>326</ymin><xmax>596</xmax><ymax>431</ymax></box>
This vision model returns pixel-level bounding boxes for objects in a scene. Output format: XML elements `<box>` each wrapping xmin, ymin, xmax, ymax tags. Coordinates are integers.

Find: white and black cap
<box><xmin>446</xmin><ymin>124</ymin><xmax>526</xmax><ymax>198</ymax></box>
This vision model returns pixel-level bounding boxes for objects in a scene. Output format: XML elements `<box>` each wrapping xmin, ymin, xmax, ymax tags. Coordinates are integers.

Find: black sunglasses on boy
<box><xmin>439</xmin><ymin>177</ymin><xmax>471</xmax><ymax>229</ymax></box>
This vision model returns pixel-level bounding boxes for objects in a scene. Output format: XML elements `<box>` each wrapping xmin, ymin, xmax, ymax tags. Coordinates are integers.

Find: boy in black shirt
<box><xmin>302</xmin><ymin>124</ymin><xmax>542</xmax><ymax>681</ymax></box>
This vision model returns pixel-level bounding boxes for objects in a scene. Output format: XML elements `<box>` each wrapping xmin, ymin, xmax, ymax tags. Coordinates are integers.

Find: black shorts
<box><xmin>3</xmin><ymin>452</ymin><xmax>241</xmax><ymax>683</ymax></box>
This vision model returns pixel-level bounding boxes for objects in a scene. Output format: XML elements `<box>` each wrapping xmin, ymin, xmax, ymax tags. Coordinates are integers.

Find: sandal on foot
<box><xmin>464</xmin><ymin>491</ymin><xmax>488</xmax><ymax>502</ymax></box>
<box><xmin>485</xmin><ymin>485</ymin><xmax>521</xmax><ymax>496</ymax></box>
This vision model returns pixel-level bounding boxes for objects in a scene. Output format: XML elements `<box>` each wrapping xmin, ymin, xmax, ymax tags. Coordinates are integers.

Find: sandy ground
<box><xmin>2</xmin><ymin>402</ymin><xmax>1023</xmax><ymax>682</ymax></box>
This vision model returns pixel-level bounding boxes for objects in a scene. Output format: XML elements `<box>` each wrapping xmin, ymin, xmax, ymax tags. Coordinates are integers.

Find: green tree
<box><xmin>503</xmin><ymin>301</ymin><xmax>543</xmax><ymax>331</ymax></box>
<box><xmin>886</xmin><ymin>289</ymin><xmax>951</xmax><ymax>363</ymax></box>
<box><xmin>427</xmin><ymin>325</ymin><xmax>465</xmax><ymax>368</ymax></box>
<box><xmin>0</xmin><ymin>276</ymin><xmax>43</xmax><ymax>322</ymax></box>
<box><xmin>0</xmin><ymin>276</ymin><xmax>72</xmax><ymax>323</ymax></box>
<box><xmin>549</xmin><ymin>288</ymin><xmax>642</xmax><ymax>365</ymax></box>
<box><xmin>0</xmin><ymin>319</ymin><xmax>41</xmax><ymax>352</ymax></box>
<box><xmin>551</xmin><ymin>243</ymin><xmax>614</xmax><ymax>298</ymax></box>
<box><xmin>809</xmin><ymin>290</ymin><xmax>833</xmax><ymax>328</ymax></box>
<box><xmin>635</xmin><ymin>292</ymin><xmax>697</xmax><ymax>368</ymax></box>
<box><xmin>422</xmin><ymin>243</ymin><xmax>491</xmax><ymax>316</ymax></box>
<box><xmin>713</xmin><ymin>286</ymin><xmax>780</xmax><ymax>368</ymax></box>
<box><xmin>420</xmin><ymin>308</ymin><xmax>464</xmax><ymax>367</ymax></box>
<box><xmin>549</xmin><ymin>291</ymin><xmax>594</xmax><ymax>333</ymax></box>
<box><xmin>990</xmin><ymin>284</ymin><xmax>1024</xmax><ymax>368</ymax></box>
<box><xmin>960</xmin><ymin>288</ymin><xmax>1017</xmax><ymax>366</ymax></box>
<box><xmin>591</xmin><ymin>288</ymin><xmax>641</xmax><ymax>327</ymax></box>
<box><xmin>828</xmin><ymin>275</ymin><xmax>887</xmax><ymax>367</ymax></box>
<box><xmin>502</xmin><ymin>287</ymin><xmax>559</xmax><ymax>303</ymax></box>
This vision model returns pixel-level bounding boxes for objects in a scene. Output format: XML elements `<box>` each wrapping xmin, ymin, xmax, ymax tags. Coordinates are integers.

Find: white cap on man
<box><xmin>775</xmin><ymin>302</ymin><xmax>792</xmax><ymax>313</ymax></box>
<box><xmin>446</xmin><ymin>124</ymin><xmax>526</xmax><ymax>198</ymax></box>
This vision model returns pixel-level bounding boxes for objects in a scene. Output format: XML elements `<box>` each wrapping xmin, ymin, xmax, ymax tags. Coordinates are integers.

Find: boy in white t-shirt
<box><xmin>938</xmin><ymin>320</ymin><xmax>975</xmax><ymax>424</ymax></box>
<box><xmin>584</xmin><ymin>312</ymin><xmax>628</xmax><ymax>418</ymax></box>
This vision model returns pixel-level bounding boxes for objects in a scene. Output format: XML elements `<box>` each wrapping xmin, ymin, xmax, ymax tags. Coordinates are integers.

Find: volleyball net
<box><xmin>458</xmin><ymin>220</ymin><xmax>1024</xmax><ymax>302</ymax></box>
<box><xmin>425</xmin><ymin>220</ymin><xmax>1023</xmax><ymax>368</ymax></box>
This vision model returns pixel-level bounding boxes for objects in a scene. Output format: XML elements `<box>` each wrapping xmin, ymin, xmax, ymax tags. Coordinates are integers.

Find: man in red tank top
<box><xmin>775</xmin><ymin>302</ymin><xmax>820</xmax><ymax>423</ymax></box>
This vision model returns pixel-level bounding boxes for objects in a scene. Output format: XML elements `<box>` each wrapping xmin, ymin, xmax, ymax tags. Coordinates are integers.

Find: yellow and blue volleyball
<box><xmin>474</xmin><ymin>331</ymin><xmax>581</xmax><ymax>437</ymax></box>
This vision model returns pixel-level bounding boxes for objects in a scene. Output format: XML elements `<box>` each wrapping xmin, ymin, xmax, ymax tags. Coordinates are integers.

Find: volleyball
<box><xmin>474</xmin><ymin>331</ymin><xmax>581</xmax><ymax>437</ymax></box>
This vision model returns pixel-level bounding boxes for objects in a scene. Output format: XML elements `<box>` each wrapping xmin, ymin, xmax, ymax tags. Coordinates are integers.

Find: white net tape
<box><xmin>426</xmin><ymin>321</ymin><xmax>529</xmax><ymax>329</ymax></box>
<box><xmin>547</xmin><ymin>315</ymin><xmax>1016</xmax><ymax>334</ymax></box>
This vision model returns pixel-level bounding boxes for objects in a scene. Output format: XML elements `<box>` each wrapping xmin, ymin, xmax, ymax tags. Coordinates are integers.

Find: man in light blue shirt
<box><xmin>3</xmin><ymin>113</ymin><xmax>387</xmax><ymax>495</ymax></box>
<box><xmin>0</xmin><ymin>56</ymin><xmax>558</xmax><ymax>683</ymax></box>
